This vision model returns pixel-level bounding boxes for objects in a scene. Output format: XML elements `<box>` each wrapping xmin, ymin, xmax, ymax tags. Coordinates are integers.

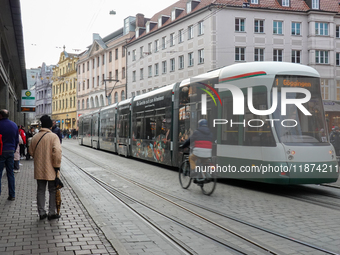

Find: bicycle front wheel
<box><xmin>201</xmin><ymin>172</ymin><xmax>217</xmax><ymax>196</ymax></box>
<box><xmin>179</xmin><ymin>160</ymin><xmax>192</xmax><ymax>189</ymax></box>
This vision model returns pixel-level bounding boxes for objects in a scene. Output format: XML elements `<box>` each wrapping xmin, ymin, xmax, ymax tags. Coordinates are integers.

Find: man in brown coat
<box><xmin>29</xmin><ymin>115</ymin><xmax>62</xmax><ymax>220</ymax></box>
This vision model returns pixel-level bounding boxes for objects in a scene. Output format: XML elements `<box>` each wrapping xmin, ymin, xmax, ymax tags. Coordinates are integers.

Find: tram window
<box><xmin>118</xmin><ymin>114</ymin><xmax>128</xmax><ymax>138</ymax></box>
<box><xmin>244</xmin><ymin>86</ymin><xmax>275</xmax><ymax>146</ymax></box>
<box><xmin>221</xmin><ymin>96</ymin><xmax>239</xmax><ymax>145</ymax></box>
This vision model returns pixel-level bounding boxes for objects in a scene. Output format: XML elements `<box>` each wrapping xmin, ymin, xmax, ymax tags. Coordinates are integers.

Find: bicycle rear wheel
<box><xmin>201</xmin><ymin>172</ymin><xmax>217</xmax><ymax>196</ymax></box>
<box><xmin>179</xmin><ymin>160</ymin><xmax>192</xmax><ymax>189</ymax></box>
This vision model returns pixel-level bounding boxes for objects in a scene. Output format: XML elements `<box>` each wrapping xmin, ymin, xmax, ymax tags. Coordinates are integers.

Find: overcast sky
<box><xmin>21</xmin><ymin>0</ymin><xmax>177</xmax><ymax>69</ymax></box>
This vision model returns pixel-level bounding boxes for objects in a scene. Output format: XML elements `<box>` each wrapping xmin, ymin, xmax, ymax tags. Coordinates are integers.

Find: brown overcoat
<box><xmin>29</xmin><ymin>128</ymin><xmax>62</xmax><ymax>180</ymax></box>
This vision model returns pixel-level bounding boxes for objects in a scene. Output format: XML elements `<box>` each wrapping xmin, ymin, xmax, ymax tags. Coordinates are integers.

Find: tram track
<box><xmin>62</xmin><ymin>145</ymin><xmax>339</xmax><ymax>255</ymax></box>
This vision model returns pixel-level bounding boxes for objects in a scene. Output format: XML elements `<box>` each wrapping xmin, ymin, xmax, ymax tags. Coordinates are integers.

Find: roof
<box><xmin>128</xmin><ymin>0</ymin><xmax>340</xmax><ymax>44</ymax></box>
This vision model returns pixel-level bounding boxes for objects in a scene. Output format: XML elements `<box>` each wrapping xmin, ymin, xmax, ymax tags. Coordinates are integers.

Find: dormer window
<box><xmin>312</xmin><ymin>0</ymin><xmax>319</xmax><ymax>9</ymax></box>
<box><xmin>186</xmin><ymin>0</ymin><xmax>200</xmax><ymax>14</ymax></box>
<box><xmin>136</xmin><ymin>29</ymin><xmax>139</xmax><ymax>38</ymax></box>
<box><xmin>171</xmin><ymin>8</ymin><xmax>184</xmax><ymax>21</ymax></box>
<box><xmin>282</xmin><ymin>0</ymin><xmax>289</xmax><ymax>7</ymax></box>
<box><xmin>146</xmin><ymin>21</ymin><xmax>157</xmax><ymax>33</ymax></box>
<box><xmin>187</xmin><ymin>2</ymin><xmax>192</xmax><ymax>13</ymax></box>
<box><xmin>158</xmin><ymin>15</ymin><xmax>170</xmax><ymax>27</ymax></box>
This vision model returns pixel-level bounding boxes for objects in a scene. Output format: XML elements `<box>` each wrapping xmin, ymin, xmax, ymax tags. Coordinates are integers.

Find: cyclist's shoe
<box><xmin>193</xmin><ymin>178</ymin><xmax>205</xmax><ymax>184</ymax></box>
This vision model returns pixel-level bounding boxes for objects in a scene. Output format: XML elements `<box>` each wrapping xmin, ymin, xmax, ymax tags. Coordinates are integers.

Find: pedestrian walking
<box><xmin>18</xmin><ymin>125</ymin><xmax>26</xmax><ymax>159</ymax></box>
<box><xmin>52</xmin><ymin>120</ymin><xmax>62</xmax><ymax>144</ymax></box>
<box><xmin>14</xmin><ymin>134</ymin><xmax>23</xmax><ymax>173</ymax></box>
<box><xmin>0</xmin><ymin>109</ymin><xmax>19</xmax><ymax>201</ymax></box>
<box><xmin>29</xmin><ymin>115</ymin><xmax>62</xmax><ymax>220</ymax></box>
<box><xmin>26</xmin><ymin>126</ymin><xmax>35</xmax><ymax>160</ymax></box>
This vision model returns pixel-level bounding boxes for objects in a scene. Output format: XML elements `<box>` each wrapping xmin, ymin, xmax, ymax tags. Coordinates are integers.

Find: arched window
<box><xmin>95</xmin><ymin>96</ymin><xmax>99</xmax><ymax>108</ymax></box>
<box><xmin>90</xmin><ymin>97</ymin><xmax>94</xmax><ymax>108</ymax></box>
<box><xmin>121</xmin><ymin>90</ymin><xmax>125</xmax><ymax>101</ymax></box>
<box><xmin>108</xmin><ymin>95</ymin><xmax>112</xmax><ymax>105</ymax></box>
<box><xmin>114</xmin><ymin>92</ymin><xmax>118</xmax><ymax>103</ymax></box>
<box><xmin>100</xmin><ymin>95</ymin><xmax>104</xmax><ymax>107</ymax></box>
<box><xmin>86</xmin><ymin>98</ymin><xmax>89</xmax><ymax>109</ymax></box>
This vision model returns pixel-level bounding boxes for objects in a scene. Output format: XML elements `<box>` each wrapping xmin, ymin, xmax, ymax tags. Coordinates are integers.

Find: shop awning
<box><xmin>323</xmin><ymin>101</ymin><xmax>340</xmax><ymax>112</ymax></box>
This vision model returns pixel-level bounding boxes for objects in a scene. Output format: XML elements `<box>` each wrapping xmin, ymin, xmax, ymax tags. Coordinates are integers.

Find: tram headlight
<box><xmin>288</xmin><ymin>155</ymin><xmax>294</xmax><ymax>160</ymax></box>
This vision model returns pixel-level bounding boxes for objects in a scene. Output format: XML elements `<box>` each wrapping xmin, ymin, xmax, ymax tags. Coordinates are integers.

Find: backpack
<box><xmin>0</xmin><ymin>134</ymin><xmax>3</xmax><ymax>155</ymax></box>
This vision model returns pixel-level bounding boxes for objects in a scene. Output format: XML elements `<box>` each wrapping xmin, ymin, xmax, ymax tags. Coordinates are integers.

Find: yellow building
<box><xmin>52</xmin><ymin>50</ymin><xmax>79</xmax><ymax>131</ymax></box>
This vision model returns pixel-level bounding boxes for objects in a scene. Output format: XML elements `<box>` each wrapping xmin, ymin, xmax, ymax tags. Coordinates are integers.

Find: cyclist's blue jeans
<box><xmin>0</xmin><ymin>151</ymin><xmax>15</xmax><ymax>198</ymax></box>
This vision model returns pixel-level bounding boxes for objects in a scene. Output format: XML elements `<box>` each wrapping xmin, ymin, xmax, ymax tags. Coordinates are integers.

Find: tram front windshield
<box><xmin>272</xmin><ymin>76</ymin><xmax>328</xmax><ymax>145</ymax></box>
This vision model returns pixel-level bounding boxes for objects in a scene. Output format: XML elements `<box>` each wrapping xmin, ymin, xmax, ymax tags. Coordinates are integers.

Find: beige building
<box><xmin>52</xmin><ymin>50</ymin><xmax>79</xmax><ymax>130</ymax></box>
<box><xmin>77</xmin><ymin>21</ymin><xmax>135</xmax><ymax>118</ymax></box>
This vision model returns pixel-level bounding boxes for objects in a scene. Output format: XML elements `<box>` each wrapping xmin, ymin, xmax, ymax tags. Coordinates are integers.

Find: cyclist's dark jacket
<box><xmin>182</xmin><ymin>126</ymin><xmax>213</xmax><ymax>157</ymax></box>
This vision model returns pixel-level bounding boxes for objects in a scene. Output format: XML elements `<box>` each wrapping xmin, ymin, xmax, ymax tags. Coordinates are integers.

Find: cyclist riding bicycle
<box><xmin>180</xmin><ymin>119</ymin><xmax>213</xmax><ymax>180</ymax></box>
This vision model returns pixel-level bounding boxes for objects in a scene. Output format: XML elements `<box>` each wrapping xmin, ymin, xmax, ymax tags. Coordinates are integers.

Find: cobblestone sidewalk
<box><xmin>0</xmin><ymin>159</ymin><xmax>117</xmax><ymax>255</ymax></box>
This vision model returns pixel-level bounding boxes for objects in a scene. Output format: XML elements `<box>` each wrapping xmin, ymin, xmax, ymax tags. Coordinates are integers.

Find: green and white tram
<box><xmin>79</xmin><ymin>62</ymin><xmax>339</xmax><ymax>184</ymax></box>
<box><xmin>178</xmin><ymin>62</ymin><xmax>338</xmax><ymax>184</ymax></box>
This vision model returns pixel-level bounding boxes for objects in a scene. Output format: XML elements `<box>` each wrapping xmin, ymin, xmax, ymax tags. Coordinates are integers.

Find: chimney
<box><xmin>136</xmin><ymin>13</ymin><xmax>145</xmax><ymax>27</ymax></box>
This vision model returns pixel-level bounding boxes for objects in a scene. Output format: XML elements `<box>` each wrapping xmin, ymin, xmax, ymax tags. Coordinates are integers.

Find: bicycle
<box><xmin>179</xmin><ymin>154</ymin><xmax>217</xmax><ymax>195</ymax></box>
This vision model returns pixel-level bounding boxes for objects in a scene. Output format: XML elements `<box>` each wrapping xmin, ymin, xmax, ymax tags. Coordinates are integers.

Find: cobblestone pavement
<box><xmin>0</xmin><ymin>158</ymin><xmax>117</xmax><ymax>255</ymax></box>
<box><xmin>62</xmin><ymin>139</ymin><xmax>340</xmax><ymax>255</ymax></box>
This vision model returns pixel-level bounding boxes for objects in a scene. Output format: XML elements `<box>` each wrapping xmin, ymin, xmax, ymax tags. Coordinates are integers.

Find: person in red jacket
<box><xmin>18</xmin><ymin>125</ymin><xmax>26</xmax><ymax>159</ymax></box>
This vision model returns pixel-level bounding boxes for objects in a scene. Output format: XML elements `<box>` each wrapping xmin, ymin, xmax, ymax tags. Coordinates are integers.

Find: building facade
<box><xmin>52</xmin><ymin>50</ymin><xmax>78</xmax><ymax>130</ymax></box>
<box><xmin>35</xmin><ymin>63</ymin><xmax>54</xmax><ymax>120</ymax></box>
<box><xmin>126</xmin><ymin>0</ymin><xmax>340</xmax><ymax>131</ymax></box>
<box><xmin>0</xmin><ymin>0</ymin><xmax>27</xmax><ymax>124</ymax></box>
<box><xmin>76</xmin><ymin>24</ymin><xmax>135</xmax><ymax>119</ymax></box>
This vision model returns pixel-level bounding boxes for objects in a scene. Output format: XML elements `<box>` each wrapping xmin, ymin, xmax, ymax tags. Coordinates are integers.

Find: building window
<box><xmin>179</xmin><ymin>55</ymin><xmax>184</xmax><ymax>69</ymax></box>
<box><xmin>291</xmin><ymin>22</ymin><xmax>301</xmax><ymax>35</ymax></box>
<box><xmin>131</xmin><ymin>92</ymin><xmax>135</xmax><ymax>98</ymax></box>
<box><xmin>254</xmin><ymin>48</ymin><xmax>264</xmax><ymax>61</ymax></box>
<box><xmin>115</xmin><ymin>48</ymin><xmax>118</xmax><ymax>60</ymax></box>
<box><xmin>92</xmin><ymin>77</ymin><xmax>95</xmax><ymax>88</ymax></box>
<box><xmin>122</xmin><ymin>47</ymin><xmax>125</xmax><ymax>57</ymax></box>
<box><xmin>86</xmin><ymin>98</ymin><xmax>89</xmax><ymax>109</ymax></box>
<box><xmin>292</xmin><ymin>50</ymin><xmax>301</xmax><ymax>63</ymax></box>
<box><xmin>336</xmin><ymin>26</ymin><xmax>340</xmax><ymax>38</ymax></box>
<box><xmin>97</xmin><ymin>76</ymin><xmax>100</xmax><ymax>86</ymax></box>
<box><xmin>273</xmin><ymin>49</ymin><xmax>283</xmax><ymax>61</ymax></box>
<box><xmin>148</xmin><ymin>42</ymin><xmax>152</xmax><ymax>54</ymax></box>
<box><xmin>142</xmin><ymin>89</ymin><xmax>146</xmax><ymax>94</ymax></box>
<box><xmin>132</xmin><ymin>50</ymin><xmax>136</xmax><ymax>61</ymax></box>
<box><xmin>83</xmin><ymin>81</ymin><xmax>85</xmax><ymax>90</ymax></box>
<box><xmin>122</xmin><ymin>67</ymin><xmax>126</xmax><ymax>79</ymax></box>
<box><xmin>154</xmin><ymin>40</ymin><xmax>159</xmax><ymax>52</ymax></box>
<box><xmin>132</xmin><ymin>71</ymin><xmax>136</xmax><ymax>82</ymax></box>
<box><xmin>315</xmin><ymin>22</ymin><xmax>328</xmax><ymax>36</ymax></box>
<box><xmin>140</xmin><ymin>46</ymin><xmax>144</xmax><ymax>58</ymax></box>
<box><xmin>336</xmin><ymin>53</ymin><xmax>340</xmax><ymax>66</ymax></box>
<box><xmin>162</xmin><ymin>37</ymin><xmax>166</xmax><ymax>49</ymax></box>
<box><xmin>109</xmin><ymin>71</ymin><xmax>112</xmax><ymax>79</ymax></box>
<box><xmin>136</xmin><ymin>90</ymin><xmax>140</xmax><ymax>96</ymax></box>
<box><xmin>109</xmin><ymin>51</ymin><xmax>112</xmax><ymax>62</ymax></box>
<box><xmin>235</xmin><ymin>47</ymin><xmax>245</xmax><ymax>61</ymax></box>
<box><xmin>121</xmin><ymin>91</ymin><xmax>125</xmax><ymax>101</ymax></box>
<box><xmin>87</xmin><ymin>79</ymin><xmax>89</xmax><ymax>89</ymax></box>
<box><xmin>235</xmin><ymin>18</ymin><xmax>245</xmax><ymax>32</ymax></box>
<box><xmin>321</xmin><ymin>79</ymin><xmax>329</xmax><ymax>100</ymax></box>
<box><xmin>188</xmin><ymin>25</ymin><xmax>193</xmax><ymax>39</ymax></box>
<box><xmin>97</xmin><ymin>56</ymin><xmax>100</xmax><ymax>67</ymax></box>
<box><xmin>140</xmin><ymin>68</ymin><xmax>144</xmax><ymax>80</ymax></box>
<box><xmin>115</xmin><ymin>69</ymin><xmax>118</xmax><ymax>80</ymax></box>
<box><xmin>273</xmin><ymin>21</ymin><xmax>283</xmax><ymax>34</ymax></box>
<box><xmin>251</xmin><ymin>0</ymin><xmax>258</xmax><ymax>3</ymax></box>
<box><xmin>282</xmin><ymin>0</ymin><xmax>289</xmax><ymax>7</ymax></box>
<box><xmin>312</xmin><ymin>0</ymin><xmax>319</xmax><ymax>9</ymax></box>
<box><xmin>82</xmin><ymin>99</ymin><xmax>84</xmax><ymax>109</ymax></box>
<box><xmin>82</xmin><ymin>63</ymin><xmax>85</xmax><ymax>73</ymax></box>
<box><xmin>155</xmin><ymin>63</ymin><xmax>159</xmax><ymax>76</ymax></box>
<box><xmin>254</xmin><ymin>20</ymin><xmax>264</xmax><ymax>33</ymax></box>
<box><xmin>87</xmin><ymin>61</ymin><xmax>89</xmax><ymax>71</ymax></box>
<box><xmin>198</xmin><ymin>21</ymin><xmax>204</xmax><ymax>35</ymax></box>
<box><xmin>170</xmin><ymin>33</ymin><xmax>175</xmax><ymax>47</ymax></box>
<box><xmin>114</xmin><ymin>92</ymin><xmax>118</xmax><ymax>103</ymax></box>
<box><xmin>170</xmin><ymin>58</ymin><xmax>175</xmax><ymax>72</ymax></box>
<box><xmin>148</xmin><ymin>65</ymin><xmax>152</xmax><ymax>77</ymax></box>
<box><xmin>162</xmin><ymin>61</ymin><xmax>167</xmax><ymax>74</ymax></box>
<box><xmin>178</xmin><ymin>29</ymin><xmax>183</xmax><ymax>43</ymax></box>
<box><xmin>93</xmin><ymin>59</ymin><xmax>95</xmax><ymax>69</ymax></box>
<box><xmin>100</xmin><ymin>95</ymin><xmax>104</xmax><ymax>106</ymax></box>
<box><xmin>337</xmin><ymin>81</ymin><xmax>340</xmax><ymax>101</ymax></box>
<box><xmin>102</xmin><ymin>54</ymin><xmax>105</xmax><ymax>65</ymax></box>
<box><xmin>188</xmin><ymin>52</ymin><xmax>194</xmax><ymax>66</ymax></box>
<box><xmin>315</xmin><ymin>50</ymin><xmax>329</xmax><ymax>64</ymax></box>
<box><xmin>198</xmin><ymin>49</ymin><xmax>204</xmax><ymax>64</ymax></box>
